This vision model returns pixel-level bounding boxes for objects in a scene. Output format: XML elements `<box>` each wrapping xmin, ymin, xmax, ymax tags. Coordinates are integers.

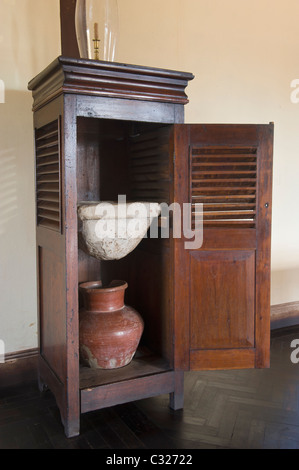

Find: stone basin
<box><xmin>78</xmin><ymin>201</ymin><xmax>161</xmax><ymax>261</ymax></box>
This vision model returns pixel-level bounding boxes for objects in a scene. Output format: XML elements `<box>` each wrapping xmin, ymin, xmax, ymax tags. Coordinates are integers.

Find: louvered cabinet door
<box><xmin>35</xmin><ymin>119</ymin><xmax>61</xmax><ymax>232</ymax></box>
<box><xmin>173</xmin><ymin>124</ymin><xmax>273</xmax><ymax>371</ymax></box>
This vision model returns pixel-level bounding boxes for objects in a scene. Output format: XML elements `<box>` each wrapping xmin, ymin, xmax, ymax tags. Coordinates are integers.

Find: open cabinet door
<box><xmin>173</xmin><ymin>124</ymin><xmax>274</xmax><ymax>371</ymax></box>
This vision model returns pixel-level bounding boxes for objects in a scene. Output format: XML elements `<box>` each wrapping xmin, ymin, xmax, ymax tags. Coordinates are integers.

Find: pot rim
<box><xmin>77</xmin><ymin>201</ymin><xmax>161</xmax><ymax>221</ymax></box>
<box><xmin>79</xmin><ymin>280</ymin><xmax>128</xmax><ymax>293</ymax></box>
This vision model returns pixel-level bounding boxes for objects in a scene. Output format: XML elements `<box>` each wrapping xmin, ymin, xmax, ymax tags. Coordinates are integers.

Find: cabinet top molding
<box><xmin>28</xmin><ymin>56</ymin><xmax>195</xmax><ymax>111</ymax></box>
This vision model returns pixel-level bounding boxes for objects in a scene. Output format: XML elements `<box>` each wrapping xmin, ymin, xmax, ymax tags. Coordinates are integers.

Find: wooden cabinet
<box><xmin>28</xmin><ymin>57</ymin><xmax>273</xmax><ymax>438</ymax></box>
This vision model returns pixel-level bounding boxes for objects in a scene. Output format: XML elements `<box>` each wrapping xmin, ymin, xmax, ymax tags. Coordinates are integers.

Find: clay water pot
<box><xmin>79</xmin><ymin>280</ymin><xmax>144</xmax><ymax>369</ymax></box>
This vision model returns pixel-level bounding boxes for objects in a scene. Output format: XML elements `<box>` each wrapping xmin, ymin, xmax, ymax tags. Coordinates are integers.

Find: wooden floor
<box><xmin>0</xmin><ymin>326</ymin><xmax>299</xmax><ymax>449</ymax></box>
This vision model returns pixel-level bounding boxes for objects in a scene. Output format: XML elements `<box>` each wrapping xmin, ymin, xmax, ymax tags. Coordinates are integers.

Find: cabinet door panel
<box><xmin>173</xmin><ymin>123</ymin><xmax>273</xmax><ymax>371</ymax></box>
<box><xmin>190</xmin><ymin>250</ymin><xmax>255</xmax><ymax>350</ymax></box>
<box><xmin>39</xmin><ymin>245</ymin><xmax>66</xmax><ymax>382</ymax></box>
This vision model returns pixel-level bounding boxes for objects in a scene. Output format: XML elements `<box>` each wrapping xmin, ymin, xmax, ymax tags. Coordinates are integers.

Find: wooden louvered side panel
<box><xmin>128</xmin><ymin>126</ymin><xmax>172</xmax><ymax>203</ymax></box>
<box><xmin>35</xmin><ymin>119</ymin><xmax>61</xmax><ymax>232</ymax></box>
<box><xmin>191</xmin><ymin>147</ymin><xmax>257</xmax><ymax>229</ymax></box>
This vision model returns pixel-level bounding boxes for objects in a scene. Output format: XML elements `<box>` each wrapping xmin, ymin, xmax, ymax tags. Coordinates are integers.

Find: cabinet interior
<box><xmin>76</xmin><ymin>117</ymin><xmax>174</xmax><ymax>385</ymax></box>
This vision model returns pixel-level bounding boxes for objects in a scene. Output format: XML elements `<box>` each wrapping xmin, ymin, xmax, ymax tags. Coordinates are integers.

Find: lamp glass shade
<box><xmin>75</xmin><ymin>0</ymin><xmax>119</xmax><ymax>61</ymax></box>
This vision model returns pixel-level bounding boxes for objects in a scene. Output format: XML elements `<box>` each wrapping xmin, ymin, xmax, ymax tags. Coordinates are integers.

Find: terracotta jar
<box><xmin>79</xmin><ymin>280</ymin><xmax>144</xmax><ymax>369</ymax></box>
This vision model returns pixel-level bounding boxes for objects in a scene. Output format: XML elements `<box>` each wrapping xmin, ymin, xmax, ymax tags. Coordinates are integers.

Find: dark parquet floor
<box><xmin>0</xmin><ymin>326</ymin><xmax>299</xmax><ymax>449</ymax></box>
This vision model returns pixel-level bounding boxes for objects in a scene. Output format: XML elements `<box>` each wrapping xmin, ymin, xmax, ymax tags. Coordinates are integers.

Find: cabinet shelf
<box><xmin>79</xmin><ymin>349</ymin><xmax>172</xmax><ymax>390</ymax></box>
<box><xmin>80</xmin><ymin>350</ymin><xmax>174</xmax><ymax>414</ymax></box>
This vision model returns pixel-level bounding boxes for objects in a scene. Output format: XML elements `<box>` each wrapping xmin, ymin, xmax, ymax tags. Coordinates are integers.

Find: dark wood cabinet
<box><xmin>28</xmin><ymin>57</ymin><xmax>273</xmax><ymax>438</ymax></box>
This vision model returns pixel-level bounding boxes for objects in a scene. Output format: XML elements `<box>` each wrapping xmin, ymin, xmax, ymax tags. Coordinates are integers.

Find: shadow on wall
<box><xmin>0</xmin><ymin>149</ymin><xmax>18</xmax><ymax>236</ymax></box>
<box><xmin>0</xmin><ymin>85</ymin><xmax>18</xmax><ymax>237</ymax></box>
<box><xmin>0</xmin><ymin>89</ymin><xmax>37</xmax><ymax>354</ymax></box>
<box><xmin>271</xmin><ymin>267</ymin><xmax>299</xmax><ymax>306</ymax></box>
<box><xmin>0</xmin><ymin>80</ymin><xmax>4</xmax><ymax>103</ymax></box>
<box><xmin>0</xmin><ymin>89</ymin><xmax>35</xmax><ymax>239</ymax></box>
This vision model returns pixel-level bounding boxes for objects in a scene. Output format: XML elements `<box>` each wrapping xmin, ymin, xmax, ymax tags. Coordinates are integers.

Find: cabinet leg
<box><xmin>63</xmin><ymin>418</ymin><xmax>80</xmax><ymax>439</ymax></box>
<box><xmin>60</xmin><ymin>405</ymin><xmax>80</xmax><ymax>438</ymax></box>
<box><xmin>169</xmin><ymin>371</ymin><xmax>184</xmax><ymax>410</ymax></box>
<box><xmin>60</xmin><ymin>399</ymin><xmax>80</xmax><ymax>438</ymax></box>
<box><xmin>37</xmin><ymin>373</ymin><xmax>48</xmax><ymax>394</ymax></box>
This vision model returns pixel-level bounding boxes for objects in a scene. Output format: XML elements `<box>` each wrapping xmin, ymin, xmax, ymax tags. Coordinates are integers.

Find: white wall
<box><xmin>1</xmin><ymin>0</ymin><xmax>298</xmax><ymax>354</ymax></box>
<box><xmin>0</xmin><ymin>0</ymin><xmax>60</xmax><ymax>354</ymax></box>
